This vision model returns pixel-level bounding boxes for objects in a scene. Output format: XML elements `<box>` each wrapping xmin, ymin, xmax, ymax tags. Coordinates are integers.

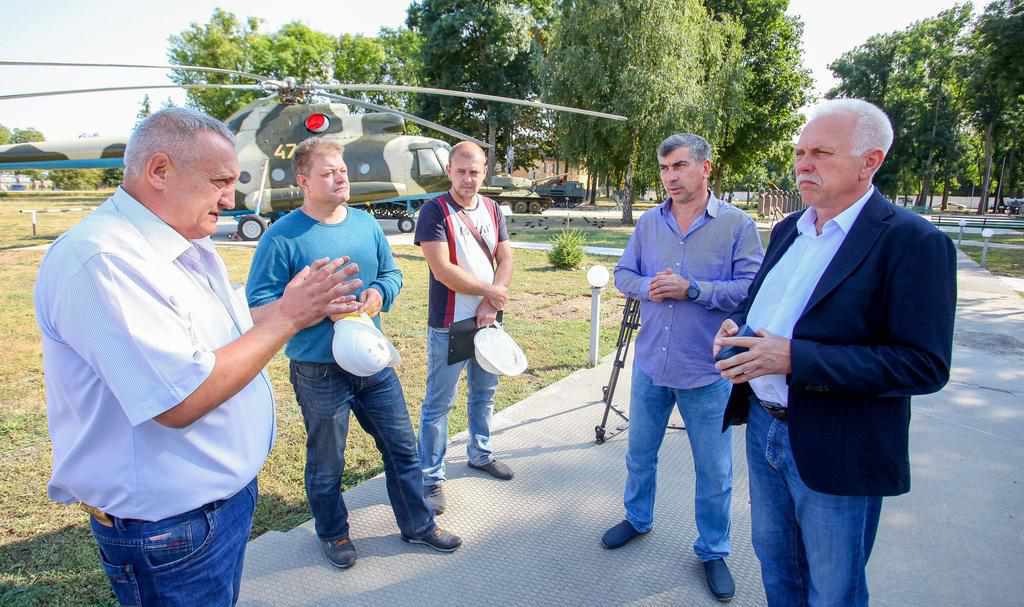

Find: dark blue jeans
<box><xmin>290</xmin><ymin>362</ymin><xmax>435</xmax><ymax>542</ymax></box>
<box><xmin>88</xmin><ymin>478</ymin><xmax>257</xmax><ymax>606</ymax></box>
<box><xmin>746</xmin><ymin>398</ymin><xmax>883</xmax><ymax>607</ymax></box>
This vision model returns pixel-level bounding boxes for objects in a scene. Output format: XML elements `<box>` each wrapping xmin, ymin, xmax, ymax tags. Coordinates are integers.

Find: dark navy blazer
<box><xmin>723</xmin><ymin>190</ymin><xmax>957</xmax><ymax>496</ymax></box>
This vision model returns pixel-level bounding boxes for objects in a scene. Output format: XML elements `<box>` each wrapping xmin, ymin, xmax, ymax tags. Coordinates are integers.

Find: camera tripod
<box><xmin>595</xmin><ymin>297</ymin><xmax>684</xmax><ymax>444</ymax></box>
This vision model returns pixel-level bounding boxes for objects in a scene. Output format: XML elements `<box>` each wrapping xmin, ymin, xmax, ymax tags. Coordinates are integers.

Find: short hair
<box><xmin>810</xmin><ymin>99</ymin><xmax>894</xmax><ymax>155</ymax></box>
<box><xmin>450</xmin><ymin>141</ymin><xmax>486</xmax><ymax>165</ymax></box>
<box><xmin>124</xmin><ymin>108</ymin><xmax>235</xmax><ymax>177</ymax></box>
<box><xmin>293</xmin><ymin>136</ymin><xmax>345</xmax><ymax>177</ymax></box>
<box><xmin>657</xmin><ymin>133</ymin><xmax>712</xmax><ymax>163</ymax></box>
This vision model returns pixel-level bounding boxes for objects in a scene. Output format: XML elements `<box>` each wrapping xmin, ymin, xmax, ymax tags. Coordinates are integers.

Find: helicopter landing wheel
<box><xmin>397</xmin><ymin>216</ymin><xmax>415</xmax><ymax>233</ymax></box>
<box><xmin>237</xmin><ymin>215</ymin><xmax>268</xmax><ymax>241</ymax></box>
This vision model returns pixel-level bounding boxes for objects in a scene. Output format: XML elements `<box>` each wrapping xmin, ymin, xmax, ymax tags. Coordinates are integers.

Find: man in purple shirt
<box><xmin>604</xmin><ymin>133</ymin><xmax>763</xmax><ymax>602</ymax></box>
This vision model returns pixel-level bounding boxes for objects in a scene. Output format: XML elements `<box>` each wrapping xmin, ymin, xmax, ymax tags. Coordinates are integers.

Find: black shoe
<box><xmin>601</xmin><ymin>520</ymin><xmax>648</xmax><ymax>549</ymax></box>
<box><xmin>703</xmin><ymin>558</ymin><xmax>735</xmax><ymax>602</ymax></box>
<box><xmin>467</xmin><ymin>459</ymin><xmax>514</xmax><ymax>480</ymax></box>
<box><xmin>426</xmin><ymin>484</ymin><xmax>446</xmax><ymax>515</ymax></box>
<box><xmin>321</xmin><ymin>536</ymin><xmax>357</xmax><ymax>569</ymax></box>
<box><xmin>402</xmin><ymin>526</ymin><xmax>463</xmax><ymax>553</ymax></box>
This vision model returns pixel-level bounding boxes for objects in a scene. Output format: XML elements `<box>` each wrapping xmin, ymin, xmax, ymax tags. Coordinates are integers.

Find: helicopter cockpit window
<box><xmin>434</xmin><ymin>147</ymin><xmax>450</xmax><ymax>171</ymax></box>
<box><xmin>417</xmin><ymin>149</ymin><xmax>444</xmax><ymax>177</ymax></box>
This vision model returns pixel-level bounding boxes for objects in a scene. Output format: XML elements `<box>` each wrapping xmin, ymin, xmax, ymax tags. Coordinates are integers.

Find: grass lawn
<box><xmin>0</xmin><ymin>230</ymin><xmax>627</xmax><ymax>605</ymax></box>
<box><xmin>507</xmin><ymin>214</ymin><xmax>635</xmax><ymax>250</ymax></box>
<box><xmin>0</xmin><ymin>192</ymin><xmax>111</xmax><ymax>251</ymax></box>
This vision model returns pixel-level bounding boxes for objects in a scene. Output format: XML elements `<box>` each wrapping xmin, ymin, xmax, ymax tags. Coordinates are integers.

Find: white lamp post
<box><xmin>586</xmin><ymin>265</ymin><xmax>610</xmax><ymax>367</ymax></box>
<box><xmin>981</xmin><ymin>228</ymin><xmax>994</xmax><ymax>268</ymax></box>
<box><xmin>958</xmin><ymin>218</ymin><xmax>967</xmax><ymax>248</ymax></box>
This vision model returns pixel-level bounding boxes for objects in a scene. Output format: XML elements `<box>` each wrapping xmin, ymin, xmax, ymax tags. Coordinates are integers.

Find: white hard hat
<box><xmin>474</xmin><ymin>323</ymin><xmax>528</xmax><ymax>376</ymax></box>
<box><xmin>331</xmin><ymin>314</ymin><xmax>401</xmax><ymax>377</ymax></box>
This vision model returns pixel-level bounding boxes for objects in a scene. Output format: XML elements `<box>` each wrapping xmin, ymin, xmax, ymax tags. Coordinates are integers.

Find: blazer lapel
<box><xmin>803</xmin><ymin>191</ymin><xmax>894</xmax><ymax>314</ymax></box>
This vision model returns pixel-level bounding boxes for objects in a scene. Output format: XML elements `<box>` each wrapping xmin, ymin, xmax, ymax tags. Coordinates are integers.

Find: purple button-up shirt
<box><xmin>615</xmin><ymin>194</ymin><xmax>763</xmax><ymax>389</ymax></box>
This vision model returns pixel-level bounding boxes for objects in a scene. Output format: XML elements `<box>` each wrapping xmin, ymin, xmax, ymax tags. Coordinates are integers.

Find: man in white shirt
<box><xmin>35</xmin><ymin>108</ymin><xmax>361</xmax><ymax>606</ymax></box>
<box><xmin>714</xmin><ymin>99</ymin><xmax>956</xmax><ymax>606</ymax></box>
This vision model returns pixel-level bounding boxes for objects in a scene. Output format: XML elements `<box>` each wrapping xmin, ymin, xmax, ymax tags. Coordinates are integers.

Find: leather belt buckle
<box><xmin>759</xmin><ymin>401</ymin><xmax>788</xmax><ymax>422</ymax></box>
<box><xmin>80</xmin><ymin>503</ymin><xmax>114</xmax><ymax>527</ymax></box>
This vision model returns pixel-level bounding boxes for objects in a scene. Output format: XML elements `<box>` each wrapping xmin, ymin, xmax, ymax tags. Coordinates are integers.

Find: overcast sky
<box><xmin>0</xmin><ymin>0</ymin><xmax>987</xmax><ymax>141</ymax></box>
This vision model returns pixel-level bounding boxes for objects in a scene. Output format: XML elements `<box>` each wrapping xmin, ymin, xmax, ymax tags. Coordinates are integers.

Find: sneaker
<box><xmin>426</xmin><ymin>484</ymin><xmax>446</xmax><ymax>515</ymax></box>
<box><xmin>321</xmin><ymin>536</ymin><xmax>357</xmax><ymax>569</ymax></box>
<box><xmin>601</xmin><ymin>520</ymin><xmax>648</xmax><ymax>549</ymax></box>
<box><xmin>467</xmin><ymin>459</ymin><xmax>514</xmax><ymax>480</ymax></box>
<box><xmin>401</xmin><ymin>526</ymin><xmax>463</xmax><ymax>553</ymax></box>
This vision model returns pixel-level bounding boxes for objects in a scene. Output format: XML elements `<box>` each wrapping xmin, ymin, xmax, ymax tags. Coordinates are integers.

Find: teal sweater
<box><xmin>246</xmin><ymin>207</ymin><xmax>402</xmax><ymax>363</ymax></box>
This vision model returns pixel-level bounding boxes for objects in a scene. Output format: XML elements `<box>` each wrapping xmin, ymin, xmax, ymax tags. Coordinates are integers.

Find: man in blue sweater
<box><xmin>247</xmin><ymin>137</ymin><xmax>461</xmax><ymax>569</ymax></box>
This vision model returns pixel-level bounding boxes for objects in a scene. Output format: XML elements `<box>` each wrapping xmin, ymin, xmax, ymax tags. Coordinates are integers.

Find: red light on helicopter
<box><xmin>305</xmin><ymin>113</ymin><xmax>330</xmax><ymax>133</ymax></box>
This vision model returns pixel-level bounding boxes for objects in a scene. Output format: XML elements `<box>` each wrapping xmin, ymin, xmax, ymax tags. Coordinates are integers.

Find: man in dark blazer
<box><xmin>713</xmin><ymin>98</ymin><xmax>956</xmax><ymax>607</ymax></box>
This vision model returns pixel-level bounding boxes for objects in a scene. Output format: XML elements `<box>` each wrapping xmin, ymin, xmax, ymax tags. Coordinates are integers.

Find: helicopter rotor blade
<box><xmin>0</xmin><ymin>83</ymin><xmax>264</xmax><ymax>102</ymax></box>
<box><xmin>0</xmin><ymin>60</ymin><xmax>267</xmax><ymax>82</ymax></box>
<box><xmin>320</xmin><ymin>84</ymin><xmax>627</xmax><ymax>122</ymax></box>
<box><xmin>318</xmin><ymin>92</ymin><xmax>491</xmax><ymax>148</ymax></box>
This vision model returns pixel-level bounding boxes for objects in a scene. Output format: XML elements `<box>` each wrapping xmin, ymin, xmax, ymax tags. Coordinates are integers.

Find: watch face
<box><xmin>687</xmin><ymin>284</ymin><xmax>700</xmax><ymax>300</ymax></box>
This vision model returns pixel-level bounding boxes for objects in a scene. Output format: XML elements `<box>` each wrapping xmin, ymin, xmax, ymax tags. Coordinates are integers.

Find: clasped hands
<box><xmin>648</xmin><ymin>268</ymin><xmax>689</xmax><ymax>302</ymax></box>
<box><xmin>713</xmin><ymin>319</ymin><xmax>792</xmax><ymax>383</ymax></box>
<box><xmin>476</xmin><ymin>284</ymin><xmax>508</xmax><ymax>327</ymax></box>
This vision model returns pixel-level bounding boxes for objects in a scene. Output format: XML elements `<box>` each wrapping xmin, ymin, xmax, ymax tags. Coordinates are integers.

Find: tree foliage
<box><xmin>0</xmin><ymin>124</ymin><xmax>10</xmax><ymax>145</ymax></box>
<box><xmin>11</xmin><ymin>128</ymin><xmax>45</xmax><ymax>144</ymax></box>
<box><xmin>168</xmin><ymin>10</ymin><xmax>424</xmax><ymax>120</ymax></box>
<box><xmin>704</xmin><ymin>0</ymin><xmax>813</xmax><ymax>192</ymax></box>
<box><xmin>545</xmin><ymin>0</ymin><xmax>742</xmax><ymax>223</ymax></box>
<box><xmin>49</xmin><ymin>169</ymin><xmax>104</xmax><ymax>191</ymax></box>
<box><xmin>408</xmin><ymin>0</ymin><xmax>552</xmax><ymax>176</ymax></box>
<box><xmin>829</xmin><ymin>1</ymin><xmax>1023</xmax><ymax>210</ymax></box>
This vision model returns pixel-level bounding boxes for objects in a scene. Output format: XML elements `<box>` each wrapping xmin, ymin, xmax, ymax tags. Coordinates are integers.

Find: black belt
<box><xmin>758</xmin><ymin>399</ymin><xmax>788</xmax><ymax>422</ymax></box>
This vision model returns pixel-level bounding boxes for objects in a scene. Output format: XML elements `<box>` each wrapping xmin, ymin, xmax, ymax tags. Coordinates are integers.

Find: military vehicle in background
<box><xmin>0</xmin><ymin>60</ymin><xmax>625</xmax><ymax>238</ymax></box>
<box><xmin>480</xmin><ymin>173</ymin><xmax>588</xmax><ymax>214</ymax></box>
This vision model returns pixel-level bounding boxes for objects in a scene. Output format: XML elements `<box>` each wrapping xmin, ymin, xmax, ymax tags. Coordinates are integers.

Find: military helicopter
<box><xmin>0</xmin><ymin>60</ymin><xmax>626</xmax><ymax>239</ymax></box>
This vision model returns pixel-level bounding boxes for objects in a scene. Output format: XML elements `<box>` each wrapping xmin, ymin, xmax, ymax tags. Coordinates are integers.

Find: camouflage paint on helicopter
<box><xmin>0</xmin><ymin>138</ymin><xmax>125</xmax><ymax>169</ymax></box>
<box><xmin>228</xmin><ymin>99</ymin><xmax>451</xmax><ymax>214</ymax></box>
<box><xmin>0</xmin><ymin>101</ymin><xmax>452</xmax><ymax>216</ymax></box>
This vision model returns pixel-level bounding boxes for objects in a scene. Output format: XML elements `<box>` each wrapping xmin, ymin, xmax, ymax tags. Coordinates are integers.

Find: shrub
<box><xmin>548</xmin><ymin>228</ymin><xmax>586</xmax><ymax>270</ymax></box>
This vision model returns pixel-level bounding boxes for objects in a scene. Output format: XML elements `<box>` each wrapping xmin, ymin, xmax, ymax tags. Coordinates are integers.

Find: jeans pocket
<box><xmin>144</xmin><ymin>510</ymin><xmax>214</xmax><ymax>570</ymax></box>
<box><xmin>292</xmin><ymin>362</ymin><xmax>330</xmax><ymax>381</ymax></box>
<box><xmin>96</xmin><ymin>549</ymin><xmax>143</xmax><ymax>606</ymax></box>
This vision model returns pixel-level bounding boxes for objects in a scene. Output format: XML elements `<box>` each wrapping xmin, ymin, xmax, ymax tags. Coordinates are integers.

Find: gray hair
<box><xmin>657</xmin><ymin>133</ymin><xmax>712</xmax><ymax>162</ymax></box>
<box><xmin>809</xmin><ymin>99</ymin><xmax>893</xmax><ymax>156</ymax></box>
<box><xmin>124</xmin><ymin>107</ymin><xmax>236</xmax><ymax>177</ymax></box>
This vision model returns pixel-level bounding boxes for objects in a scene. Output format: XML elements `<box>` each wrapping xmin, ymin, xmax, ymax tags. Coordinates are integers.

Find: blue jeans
<box><xmin>418</xmin><ymin>327</ymin><xmax>500</xmax><ymax>486</ymax></box>
<box><xmin>746</xmin><ymin>398</ymin><xmax>883</xmax><ymax>607</ymax></box>
<box><xmin>290</xmin><ymin>362</ymin><xmax>435</xmax><ymax>542</ymax></box>
<box><xmin>624</xmin><ymin>367</ymin><xmax>733</xmax><ymax>561</ymax></box>
<box><xmin>88</xmin><ymin>478</ymin><xmax>257</xmax><ymax>606</ymax></box>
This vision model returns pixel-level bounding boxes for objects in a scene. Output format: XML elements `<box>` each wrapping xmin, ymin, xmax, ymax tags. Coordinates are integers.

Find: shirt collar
<box><xmin>110</xmin><ymin>187</ymin><xmax>194</xmax><ymax>263</ymax></box>
<box><xmin>797</xmin><ymin>186</ymin><xmax>874</xmax><ymax>237</ymax></box>
<box><xmin>659</xmin><ymin>190</ymin><xmax>719</xmax><ymax>218</ymax></box>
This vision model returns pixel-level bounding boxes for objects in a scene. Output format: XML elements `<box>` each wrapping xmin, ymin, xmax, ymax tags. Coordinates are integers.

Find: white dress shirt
<box><xmin>746</xmin><ymin>187</ymin><xmax>874</xmax><ymax>406</ymax></box>
<box><xmin>35</xmin><ymin>188</ymin><xmax>275</xmax><ymax>520</ymax></box>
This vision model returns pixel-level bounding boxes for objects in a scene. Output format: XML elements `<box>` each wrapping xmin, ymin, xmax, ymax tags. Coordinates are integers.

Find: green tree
<box><xmin>12</xmin><ymin>128</ymin><xmax>45</xmax><ymax>143</ymax></box>
<box><xmin>545</xmin><ymin>0</ymin><xmax>727</xmax><ymax>223</ymax></box>
<box><xmin>0</xmin><ymin>124</ymin><xmax>10</xmax><ymax>145</ymax></box>
<box><xmin>168</xmin><ymin>9</ymin><xmax>265</xmax><ymax>119</ymax></box>
<box><xmin>50</xmin><ymin>169</ymin><xmax>104</xmax><ymax>191</ymax></box>
<box><xmin>961</xmin><ymin>0</ymin><xmax>1024</xmax><ymax>213</ymax></box>
<box><xmin>705</xmin><ymin>0</ymin><xmax>813</xmax><ymax>194</ymax></box>
<box><xmin>408</xmin><ymin>0</ymin><xmax>552</xmax><ymax>177</ymax></box>
<box><xmin>136</xmin><ymin>94</ymin><xmax>152</xmax><ymax>126</ymax></box>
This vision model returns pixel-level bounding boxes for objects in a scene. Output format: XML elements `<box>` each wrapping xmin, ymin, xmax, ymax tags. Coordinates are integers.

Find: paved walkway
<box><xmin>237</xmin><ymin>251</ymin><xmax>1024</xmax><ymax>606</ymax></box>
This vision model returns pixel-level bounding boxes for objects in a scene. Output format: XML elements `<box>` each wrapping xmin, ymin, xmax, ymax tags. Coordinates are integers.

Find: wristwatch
<box><xmin>686</xmin><ymin>281</ymin><xmax>701</xmax><ymax>301</ymax></box>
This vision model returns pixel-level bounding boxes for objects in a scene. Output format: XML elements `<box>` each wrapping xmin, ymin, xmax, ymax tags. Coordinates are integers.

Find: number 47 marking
<box><xmin>273</xmin><ymin>143</ymin><xmax>297</xmax><ymax>159</ymax></box>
